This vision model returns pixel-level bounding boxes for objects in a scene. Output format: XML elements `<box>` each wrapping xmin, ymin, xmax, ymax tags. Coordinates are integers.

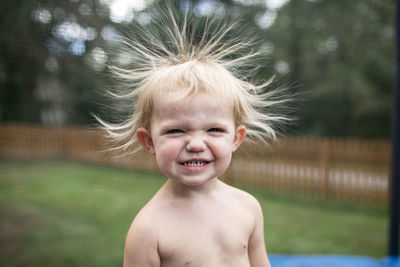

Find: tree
<box><xmin>264</xmin><ymin>0</ymin><xmax>394</xmax><ymax>138</ymax></box>
<box><xmin>0</xmin><ymin>0</ymin><xmax>268</xmax><ymax>126</ymax></box>
<box><xmin>0</xmin><ymin>0</ymin><xmax>113</xmax><ymax>125</ymax></box>
<box><xmin>1</xmin><ymin>0</ymin><xmax>393</xmax><ymax>138</ymax></box>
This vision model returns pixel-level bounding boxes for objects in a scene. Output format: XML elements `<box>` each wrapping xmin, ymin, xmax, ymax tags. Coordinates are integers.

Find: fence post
<box><xmin>320</xmin><ymin>139</ymin><xmax>331</xmax><ymax>200</ymax></box>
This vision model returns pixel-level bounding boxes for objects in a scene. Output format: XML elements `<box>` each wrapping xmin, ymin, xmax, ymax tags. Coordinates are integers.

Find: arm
<box><xmin>248</xmin><ymin>200</ymin><xmax>271</xmax><ymax>267</ymax></box>
<box><xmin>123</xmin><ymin>217</ymin><xmax>160</xmax><ymax>267</ymax></box>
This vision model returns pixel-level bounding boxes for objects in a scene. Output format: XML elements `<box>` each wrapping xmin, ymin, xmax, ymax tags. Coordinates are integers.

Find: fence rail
<box><xmin>0</xmin><ymin>124</ymin><xmax>391</xmax><ymax>205</ymax></box>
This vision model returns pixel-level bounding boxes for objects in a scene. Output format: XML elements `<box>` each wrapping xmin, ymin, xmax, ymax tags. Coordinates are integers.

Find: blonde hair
<box><xmin>97</xmin><ymin>3</ymin><xmax>289</xmax><ymax>155</ymax></box>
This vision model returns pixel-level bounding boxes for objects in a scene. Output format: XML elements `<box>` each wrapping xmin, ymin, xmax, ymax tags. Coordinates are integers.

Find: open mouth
<box><xmin>181</xmin><ymin>160</ymin><xmax>210</xmax><ymax>167</ymax></box>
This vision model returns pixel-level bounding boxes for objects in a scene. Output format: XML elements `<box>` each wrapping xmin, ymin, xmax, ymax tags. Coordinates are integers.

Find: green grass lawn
<box><xmin>0</xmin><ymin>159</ymin><xmax>388</xmax><ymax>266</ymax></box>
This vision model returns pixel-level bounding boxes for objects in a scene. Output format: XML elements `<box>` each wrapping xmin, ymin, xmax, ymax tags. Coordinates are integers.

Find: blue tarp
<box><xmin>269</xmin><ymin>255</ymin><xmax>400</xmax><ymax>267</ymax></box>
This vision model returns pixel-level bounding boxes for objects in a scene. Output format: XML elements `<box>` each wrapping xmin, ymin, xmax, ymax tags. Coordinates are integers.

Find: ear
<box><xmin>232</xmin><ymin>125</ymin><xmax>246</xmax><ymax>152</ymax></box>
<box><xmin>136</xmin><ymin>128</ymin><xmax>155</xmax><ymax>154</ymax></box>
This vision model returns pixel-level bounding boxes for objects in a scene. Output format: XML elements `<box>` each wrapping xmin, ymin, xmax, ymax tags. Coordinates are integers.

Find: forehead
<box><xmin>152</xmin><ymin>93</ymin><xmax>234</xmax><ymax>121</ymax></box>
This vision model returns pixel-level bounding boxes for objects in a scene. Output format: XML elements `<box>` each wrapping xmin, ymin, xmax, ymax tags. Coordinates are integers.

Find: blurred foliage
<box><xmin>0</xmin><ymin>0</ymin><xmax>112</xmax><ymax>125</ymax></box>
<box><xmin>265</xmin><ymin>0</ymin><xmax>394</xmax><ymax>137</ymax></box>
<box><xmin>0</xmin><ymin>0</ymin><xmax>394</xmax><ymax>137</ymax></box>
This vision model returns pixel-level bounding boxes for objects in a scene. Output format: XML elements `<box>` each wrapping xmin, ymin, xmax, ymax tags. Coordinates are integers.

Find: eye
<box><xmin>166</xmin><ymin>129</ymin><xmax>184</xmax><ymax>134</ymax></box>
<box><xmin>208</xmin><ymin>128</ymin><xmax>224</xmax><ymax>133</ymax></box>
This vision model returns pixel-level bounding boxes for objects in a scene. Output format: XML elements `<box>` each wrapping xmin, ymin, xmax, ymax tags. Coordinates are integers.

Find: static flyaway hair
<box><xmin>97</xmin><ymin>1</ymin><xmax>289</xmax><ymax>155</ymax></box>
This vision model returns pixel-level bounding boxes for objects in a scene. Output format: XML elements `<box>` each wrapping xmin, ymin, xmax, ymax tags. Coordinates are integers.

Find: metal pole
<box><xmin>389</xmin><ymin>0</ymin><xmax>400</xmax><ymax>257</ymax></box>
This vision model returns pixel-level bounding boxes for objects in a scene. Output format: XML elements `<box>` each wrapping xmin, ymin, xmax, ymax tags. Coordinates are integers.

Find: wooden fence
<box><xmin>0</xmin><ymin>124</ymin><xmax>157</xmax><ymax>172</ymax></box>
<box><xmin>0</xmin><ymin>124</ymin><xmax>392</xmax><ymax>205</ymax></box>
<box><xmin>230</xmin><ymin>138</ymin><xmax>390</xmax><ymax>204</ymax></box>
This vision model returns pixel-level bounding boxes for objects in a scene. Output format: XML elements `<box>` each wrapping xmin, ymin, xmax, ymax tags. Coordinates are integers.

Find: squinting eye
<box><xmin>208</xmin><ymin>128</ymin><xmax>224</xmax><ymax>133</ymax></box>
<box><xmin>167</xmin><ymin>129</ymin><xmax>183</xmax><ymax>134</ymax></box>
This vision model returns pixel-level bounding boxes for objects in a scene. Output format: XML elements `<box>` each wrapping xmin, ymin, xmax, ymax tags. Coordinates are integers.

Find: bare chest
<box><xmin>157</xmin><ymin>207</ymin><xmax>254</xmax><ymax>267</ymax></box>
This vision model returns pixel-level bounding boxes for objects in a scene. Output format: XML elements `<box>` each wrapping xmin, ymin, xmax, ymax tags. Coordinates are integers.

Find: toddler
<box><xmin>99</xmin><ymin>3</ymin><xmax>287</xmax><ymax>267</ymax></box>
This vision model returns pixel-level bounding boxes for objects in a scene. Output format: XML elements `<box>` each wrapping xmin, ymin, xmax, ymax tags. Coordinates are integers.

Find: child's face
<box><xmin>137</xmin><ymin>93</ymin><xmax>246</xmax><ymax>187</ymax></box>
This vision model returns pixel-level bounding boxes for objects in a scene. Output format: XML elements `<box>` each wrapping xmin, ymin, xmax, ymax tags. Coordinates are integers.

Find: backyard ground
<box><xmin>0</xmin><ymin>159</ymin><xmax>388</xmax><ymax>266</ymax></box>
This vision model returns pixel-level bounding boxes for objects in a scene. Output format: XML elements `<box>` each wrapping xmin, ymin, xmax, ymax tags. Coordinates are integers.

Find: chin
<box><xmin>178</xmin><ymin>175</ymin><xmax>217</xmax><ymax>187</ymax></box>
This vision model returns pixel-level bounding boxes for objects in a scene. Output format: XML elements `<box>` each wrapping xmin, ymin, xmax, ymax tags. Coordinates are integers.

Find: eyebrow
<box><xmin>159</xmin><ymin>120</ymin><xmax>230</xmax><ymax>130</ymax></box>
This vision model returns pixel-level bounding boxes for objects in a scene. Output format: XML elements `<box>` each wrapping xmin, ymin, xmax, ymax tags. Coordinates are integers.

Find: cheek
<box><xmin>209</xmin><ymin>138</ymin><xmax>234</xmax><ymax>162</ymax></box>
<box><xmin>154</xmin><ymin>139</ymin><xmax>182</xmax><ymax>165</ymax></box>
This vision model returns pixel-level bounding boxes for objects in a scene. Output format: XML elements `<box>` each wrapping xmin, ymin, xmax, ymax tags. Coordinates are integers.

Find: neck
<box><xmin>164</xmin><ymin>178</ymin><xmax>220</xmax><ymax>200</ymax></box>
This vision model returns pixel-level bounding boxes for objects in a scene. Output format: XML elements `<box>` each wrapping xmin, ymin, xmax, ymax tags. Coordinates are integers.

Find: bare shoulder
<box><xmin>218</xmin><ymin>181</ymin><xmax>265</xmax><ymax>239</ymax></box>
<box><xmin>220</xmin><ymin>183</ymin><xmax>269</xmax><ymax>266</ymax></box>
<box><xmin>127</xmin><ymin>203</ymin><xmax>157</xmax><ymax>237</ymax></box>
<box><xmin>124</xmin><ymin>201</ymin><xmax>161</xmax><ymax>267</ymax></box>
<box><xmin>220</xmin><ymin>181</ymin><xmax>263</xmax><ymax>212</ymax></box>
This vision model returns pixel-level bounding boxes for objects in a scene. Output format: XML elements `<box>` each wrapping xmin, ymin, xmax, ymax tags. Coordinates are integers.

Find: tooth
<box><xmin>183</xmin><ymin>161</ymin><xmax>208</xmax><ymax>166</ymax></box>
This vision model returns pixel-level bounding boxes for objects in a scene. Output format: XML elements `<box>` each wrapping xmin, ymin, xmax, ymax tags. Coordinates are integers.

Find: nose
<box><xmin>186</xmin><ymin>135</ymin><xmax>206</xmax><ymax>153</ymax></box>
